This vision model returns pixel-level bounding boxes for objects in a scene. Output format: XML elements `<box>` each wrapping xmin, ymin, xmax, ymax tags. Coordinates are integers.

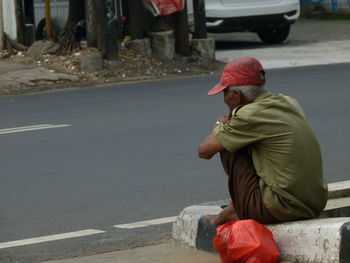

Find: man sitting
<box><xmin>198</xmin><ymin>56</ymin><xmax>328</xmax><ymax>226</ymax></box>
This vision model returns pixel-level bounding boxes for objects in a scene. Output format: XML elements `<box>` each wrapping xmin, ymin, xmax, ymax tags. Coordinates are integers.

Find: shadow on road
<box><xmin>215</xmin><ymin>40</ymin><xmax>272</xmax><ymax>50</ymax></box>
<box><xmin>213</xmin><ymin>36</ymin><xmax>301</xmax><ymax>51</ymax></box>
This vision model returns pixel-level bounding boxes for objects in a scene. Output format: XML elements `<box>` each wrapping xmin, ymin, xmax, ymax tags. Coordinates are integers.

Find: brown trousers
<box><xmin>220</xmin><ymin>148</ymin><xmax>280</xmax><ymax>224</ymax></box>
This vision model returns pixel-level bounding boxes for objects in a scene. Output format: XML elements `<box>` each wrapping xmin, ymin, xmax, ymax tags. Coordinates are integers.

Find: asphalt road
<box><xmin>1</xmin><ymin>63</ymin><xmax>350</xmax><ymax>262</ymax></box>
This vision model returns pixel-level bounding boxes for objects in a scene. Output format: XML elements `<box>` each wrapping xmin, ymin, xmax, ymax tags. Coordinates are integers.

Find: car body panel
<box><xmin>204</xmin><ymin>2</ymin><xmax>299</xmax><ymax>19</ymax></box>
<box><xmin>187</xmin><ymin>0</ymin><xmax>299</xmax><ymax>40</ymax></box>
<box><xmin>219</xmin><ymin>0</ymin><xmax>282</xmax><ymax>7</ymax></box>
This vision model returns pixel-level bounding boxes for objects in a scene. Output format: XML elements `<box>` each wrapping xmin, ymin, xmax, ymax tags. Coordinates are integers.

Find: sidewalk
<box><xmin>213</xmin><ymin>19</ymin><xmax>350</xmax><ymax>69</ymax></box>
<box><xmin>39</xmin><ymin>242</ymin><xmax>219</xmax><ymax>263</ymax></box>
<box><xmin>39</xmin><ymin>242</ymin><xmax>293</xmax><ymax>263</ymax></box>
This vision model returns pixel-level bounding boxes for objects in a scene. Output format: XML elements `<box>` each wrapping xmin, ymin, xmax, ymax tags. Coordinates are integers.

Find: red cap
<box><xmin>208</xmin><ymin>57</ymin><xmax>265</xmax><ymax>96</ymax></box>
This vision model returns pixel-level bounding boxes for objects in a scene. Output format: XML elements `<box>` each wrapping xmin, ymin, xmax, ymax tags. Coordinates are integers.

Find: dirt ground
<box><xmin>1</xmin><ymin>18</ymin><xmax>350</xmax><ymax>96</ymax></box>
<box><xmin>0</xmin><ymin>43</ymin><xmax>224</xmax><ymax>96</ymax></box>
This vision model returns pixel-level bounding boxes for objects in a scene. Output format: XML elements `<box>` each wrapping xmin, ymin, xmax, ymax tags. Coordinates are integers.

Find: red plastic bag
<box><xmin>213</xmin><ymin>220</ymin><xmax>280</xmax><ymax>263</ymax></box>
<box><xmin>144</xmin><ymin>0</ymin><xmax>184</xmax><ymax>16</ymax></box>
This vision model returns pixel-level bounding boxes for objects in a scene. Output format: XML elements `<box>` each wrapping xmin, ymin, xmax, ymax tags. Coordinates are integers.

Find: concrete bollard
<box><xmin>191</xmin><ymin>38</ymin><xmax>216</xmax><ymax>61</ymax></box>
<box><xmin>173</xmin><ymin>181</ymin><xmax>350</xmax><ymax>263</ymax></box>
<box><xmin>80</xmin><ymin>50</ymin><xmax>104</xmax><ymax>72</ymax></box>
<box><xmin>268</xmin><ymin>218</ymin><xmax>350</xmax><ymax>263</ymax></box>
<box><xmin>125</xmin><ymin>38</ymin><xmax>152</xmax><ymax>57</ymax></box>
<box><xmin>148</xmin><ymin>31</ymin><xmax>175</xmax><ymax>60</ymax></box>
<box><xmin>173</xmin><ymin>205</ymin><xmax>350</xmax><ymax>263</ymax></box>
<box><xmin>172</xmin><ymin>205</ymin><xmax>222</xmax><ymax>248</ymax></box>
<box><xmin>328</xmin><ymin>180</ymin><xmax>350</xmax><ymax>199</ymax></box>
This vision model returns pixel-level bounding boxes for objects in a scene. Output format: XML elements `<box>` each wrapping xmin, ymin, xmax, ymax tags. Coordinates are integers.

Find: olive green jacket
<box><xmin>213</xmin><ymin>92</ymin><xmax>328</xmax><ymax>221</ymax></box>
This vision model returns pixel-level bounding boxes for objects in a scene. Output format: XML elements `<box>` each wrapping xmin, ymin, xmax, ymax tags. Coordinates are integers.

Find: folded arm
<box><xmin>198</xmin><ymin>116</ymin><xmax>231</xmax><ymax>159</ymax></box>
<box><xmin>198</xmin><ymin>133</ymin><xmax>225</xmax><ymax>159</ymax></box>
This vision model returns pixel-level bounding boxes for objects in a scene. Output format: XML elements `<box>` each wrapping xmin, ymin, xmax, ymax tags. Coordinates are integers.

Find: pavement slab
<box><xmin>2</xmin><ymin>67</ymin><xmax>79</xmax><ymax>86</ymax></box>
<box><xmin>216</xmin><ymin>40</ymin><xmax>350</xmax><ymax>70</ymax></box>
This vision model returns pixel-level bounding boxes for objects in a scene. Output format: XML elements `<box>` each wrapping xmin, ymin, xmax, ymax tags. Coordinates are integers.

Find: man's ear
<box><xmin>233</xmin><ymin>90</ymin><xmax>242</xmax><ymax>102</ymax></box>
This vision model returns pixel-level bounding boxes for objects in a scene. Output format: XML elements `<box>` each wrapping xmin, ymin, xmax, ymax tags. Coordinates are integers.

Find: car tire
<box><xmin>35</xmin><ymin>18</ymin><xmax>60</xmax><ymax>41</ymax></box>
<box><xmin>257</xmin><ymin>23</ymin><xmax>291</xmax><ymax>44</ymax></box>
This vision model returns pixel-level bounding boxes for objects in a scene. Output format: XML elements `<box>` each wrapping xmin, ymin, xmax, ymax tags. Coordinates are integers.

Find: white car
<box><xmin>187</xmin><ymin>0</ymin><xmax>300</xmax><ymax>44</ymax></box>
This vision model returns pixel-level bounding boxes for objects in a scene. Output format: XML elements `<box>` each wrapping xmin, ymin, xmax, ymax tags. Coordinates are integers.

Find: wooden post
<box><xmin>0</xmin><ymin>0</ymin><xmax>4</xmax><ymax>50</ymax></box>
<box><xmin>14</xmin><ymin>0</ymin><xmax>26</xmax><ymax>44</ymax></box>
<box><xmin>44</xmin><ymin>0</ymin><xmax>53</xmax><ymax>40</ymax></box>
<box><xmin>105</xmin><ymin>17</ymin><xmax>119</xmax><ymax>60</ymax></box>
<box><xmin>174</xmin><ymin>1</ymin><xmax>190</xmax><ymax>56</ymax></box>
<box><xmin>95</xmin><ymin>0</ymin><xmax>107</xmax><ymax>50</ymax></box>
<box><xmin>23</xmin><ymin>0</ymin><xmax>35</xmax><ymax>46</ymax></box>
<box><xmin>127</xmin><ymin>0</ymin><xmax>145</xmax><ymax>39</ymax></box>
<box><xmin>114</xmin><ymin>0</ymin><xmax>123</xmax><ymax>39</ymax></box>
<box><xmin>193</xmin><ymin>0</ymin><xmax>207</xmax><ymax>39</ymax></box>
<box><xmin>93</xmin><ymin>0</ymin><xmax>119</xmax><ymax>59</ymax></box>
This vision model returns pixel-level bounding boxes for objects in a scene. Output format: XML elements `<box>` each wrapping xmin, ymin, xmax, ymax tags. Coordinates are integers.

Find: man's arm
<box><xmin>198</xmin><ymin>116</ymin><xmax>231</xmax><ymax>159</ymax></box>
<box><xmin>198</xmin><ymin>133</ymin><xmax>225</xmax><ymax>159</ymax></box>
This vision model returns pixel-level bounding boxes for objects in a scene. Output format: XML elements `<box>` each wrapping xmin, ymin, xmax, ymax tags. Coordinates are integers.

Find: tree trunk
<box><xmin>0</xmin><ymin>0</ymin><xmax>4</xmax><ymax>50</ymax></box>
<box><xmin>57</xmin><ymin>0</ymin><xmax>85</xmax><ymax>55</ymax></box>
<box><xmin>174</xmin><ymin>2</ymin><xmax>190</xmax><ymax>56</ymax></box>
<box><xmin>85</xmin><ymin>0</ymin><xmax>98</xmax><ymax>47</ymax></box>
<box><xmin>95</xmin><ymin>0</ymin><xmax>107</xmax><ymax>50</ymax></box>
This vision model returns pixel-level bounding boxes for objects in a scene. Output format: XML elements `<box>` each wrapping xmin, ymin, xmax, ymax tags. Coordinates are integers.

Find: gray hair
<box><xmin>227</xmin><ymin>85</ymin><xmax>266</xmax><ymax>102</ymax></box>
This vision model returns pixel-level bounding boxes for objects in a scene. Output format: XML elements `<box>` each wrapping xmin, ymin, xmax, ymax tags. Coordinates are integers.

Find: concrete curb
<box><xmin>328</xmin><ymin>180</ymin><xmax>350</xmax><ymax>199</ymax></box>
<box><xmin>173</xmin><ymin>180</ymin><xmax>350</xmax><ymax>263</ymax></box>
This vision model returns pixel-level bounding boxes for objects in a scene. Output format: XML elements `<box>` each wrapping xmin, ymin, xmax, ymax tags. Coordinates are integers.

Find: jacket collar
<box><xmin>253</xmin><ymin>91</ymin><xmax>271</xmax><ymax>103</ymax></box>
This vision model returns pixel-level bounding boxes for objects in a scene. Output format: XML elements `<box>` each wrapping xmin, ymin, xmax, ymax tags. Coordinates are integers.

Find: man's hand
<box><xmin>217</xmin><ymin>115</ymin><xmax>231</xmax><ymax>123</ymax></box>
<box><xmin>213</xmin><ymin>115</ymin><xmax>231</xmax><ymax>129</ymax></box>
<box><xmin>199</xmin><ymin>115</ymin><xmax>230</xmax><ymax>160</ymax></box>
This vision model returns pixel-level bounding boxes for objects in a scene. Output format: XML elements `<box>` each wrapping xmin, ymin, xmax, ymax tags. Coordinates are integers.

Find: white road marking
<box><xmin>0</xmin><ymin>216</ymin><xmax>179</xmax><ymax>249</ymax></box>
<box><xmin>325</xmin><ymin>196</ymin><xmax>350</xmax><ymax>210</ymax></box>
<box><xmin>114</xmin><ymin>216</ymin><xmax>178</xmax><ymax>229</ymax></box>
<box><xmin>0</xmin><ymin>124</ymin><xmax>71</xmax><ymax>135</ymax></box>
<box><xmin>0</xmin><ymin>229</ymin><xmax>105</xmax><ymax>249</ymax></box>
